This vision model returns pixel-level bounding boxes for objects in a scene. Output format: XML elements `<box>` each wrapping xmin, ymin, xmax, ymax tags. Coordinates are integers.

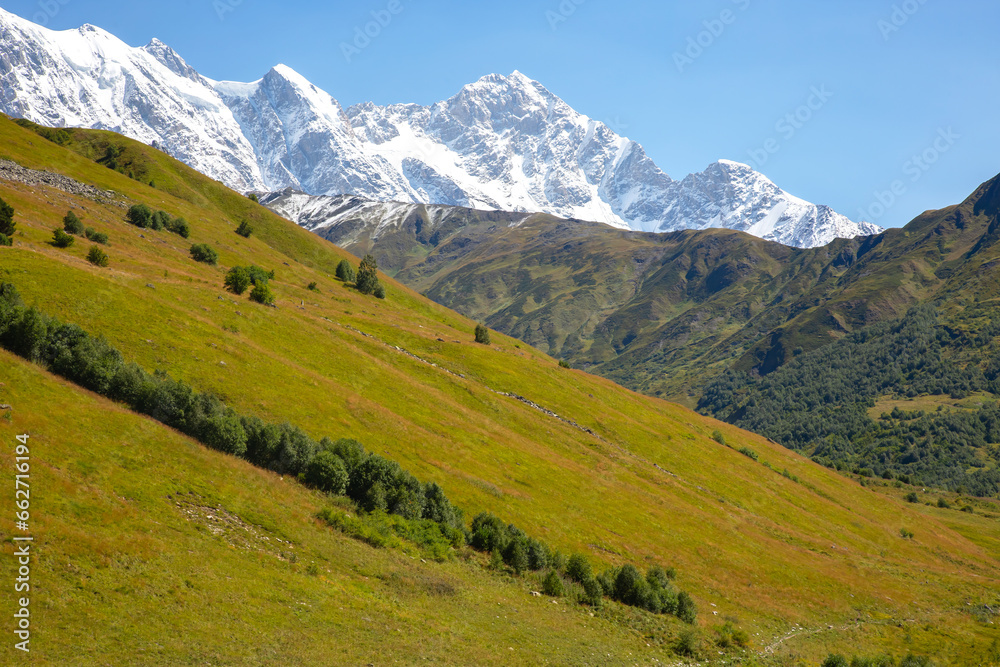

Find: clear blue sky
<box><xmin>4</xmin><ymin>0</ymin><xmax>998</xmax><ymax>228</ymax></box>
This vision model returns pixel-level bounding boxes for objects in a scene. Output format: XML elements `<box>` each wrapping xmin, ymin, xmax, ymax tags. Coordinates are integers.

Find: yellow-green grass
<box><xmin>867</xmin><ymin>393</ymin><xmax>999</xmax><ymax>419</ymax></box>
<box><xmin>0</xmin><ymin>116</ymin><xmax>998</xmax><ymax>662</ymax></box>
<box><xmin>0</xmin><ymin>350</ymin><xmax>696</xmax><ymax>665</ymax></box>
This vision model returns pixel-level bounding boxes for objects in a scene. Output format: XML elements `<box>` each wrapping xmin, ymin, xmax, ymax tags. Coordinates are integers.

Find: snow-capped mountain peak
<box><xmin>0</xmin><ymin>10</ymin><xmax>881</xmax><ymax>248</ymax></box>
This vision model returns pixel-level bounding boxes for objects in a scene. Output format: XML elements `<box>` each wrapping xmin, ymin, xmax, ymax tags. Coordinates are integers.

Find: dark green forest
<box><xmin>699</xmin><ymin>304</ymin><xmax>1000</xmax><ymax>496</ymax></box>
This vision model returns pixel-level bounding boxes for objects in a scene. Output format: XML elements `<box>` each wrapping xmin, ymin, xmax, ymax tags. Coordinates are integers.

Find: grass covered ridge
<box><xmin>0</xmin><ymin>115</ymin><xmax>998</xmax><ymax>663</ymax></box>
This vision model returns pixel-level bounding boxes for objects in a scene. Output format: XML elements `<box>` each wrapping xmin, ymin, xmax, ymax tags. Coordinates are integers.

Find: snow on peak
<box><xmin>0</xmin><ymin>9</ymin><xmax>879</xmax><ymax>248</ymax></box>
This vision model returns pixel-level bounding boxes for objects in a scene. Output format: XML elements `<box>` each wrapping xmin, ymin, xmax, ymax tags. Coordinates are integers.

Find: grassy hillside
<box><xmin>1</xmin><ymin>116</ymin><xmax>999</xmax><ymax>664</ymax></box>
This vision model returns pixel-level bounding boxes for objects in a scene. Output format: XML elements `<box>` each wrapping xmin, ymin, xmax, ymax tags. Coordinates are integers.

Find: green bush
<box><xmin>335</xmin><ymin>259</ymin><xmax>356</xmax><ymax>283</ymax></box>
<box><xmin>0</xmin><ymin>233</ymin><xmax>10</xmax><ymax>247</ymax></box>
<box><xmin>0</xmin><ymin>196</ymin><xmax>15</xmax><ymax>237</ymax></box>
<box><xmin>822</xmin><ymin>656</ymin><xmax>849</xmax><ymax>667</ymax></box>
<box><xmin>675</xmin><ymin>629</ymin><xmax>701</xmax><ymax>657</ymax></box>
<box><xmin>235</xmin><ymin>220</ymin><xmax>253</xmax><ymax>238</ymax></box>
<box><xmin>189</xmin><ymin>243</ymin><xmax>218</xmax><ymax>265</ymax></box>
<box><xmin>558</xmin><ymin>359</ymin><xmax>571</xmax><ymax>369</ymax></box>
<box><xmin>677</xmin><ymin>590</ymin><xmax>697</xmax><ymax>623</ymax></box>
<box><xmin>470</xmin><ymin>512</ymin><xmax>509</xmax><ymax>553</ymax></box>
<box><xmin>739</xmin><ymin>446</ymin><xmax>759</xmax><ymax>461</ymax></box>
<box><xmin>248</xmin><ymin>193</ymin><xmax>259</xmax><ymax>203</ymax></box>
<box><xmin>937</xmin><ymin>497</ymin><xmax>950</xmax><ymax>509</ymax></box>
<box><xmin>581</xmin><ymin>576</ymin><xmax>603</xmax><ymax>607</ymax></box>
<box><xmin>150</xmin><ymin>210</ymin><xmax>171</xmax><ymax>231</ymax></box>
<box><xmin>374</xmin><ymin>283</ymin><xmax>386</xmax><ymax>300</ymax></box>
<box><xmin>85</xmin><ymin>228</ymin><xmax>109</xmax><ymax>245</ymax></box>
<box><xmin>126</xmin><ymin>203</ymin><xmax>153</xmax><ymax>228</ymax></box>
<box><xmin>303</xmin><ymin>450</ymin><xmax>349</xmax><ymax>494</ymax></box>
<box><xmin>167</xmin><ymin>217</ymin><xmax>190</xmax><ymax>238</ymax></box>
<box><xmin>711</xmin><ymin>429</ymin><xmax>726</xmax><ymax>446</ymax></box>
<box><xmin>542</xmin><ymin>570</ymin><xmax>563</xmax><ymax>597</ymax></box>
<box><xmin>249</xmin><ymin>283</ymin><xmax>275</xmax><ymax>306</ymax></box>
<box><xmin>246</xmin><ymin>265</ymin><xmax>274</xmax><ymax>286</ymax></box>
<box><xmin>307</xmin><ymin>282</ymin><xmax>318</xmax><ymax>291</ymax></box>
<box><xmin>52</xmin><ymin>228</ymin><xmax>75</xmax><ymax>248</ymax></box>
<box><xmin>503</xmin><ymin>537</ymin><xmax>529</xmax><ymax>574</ymax></box>
<box><xmin>715</xmin><ymin>622</ymin><xmax>749</xmax><ymax>648</ymax></box>
<box><xmin>63</xmin><ymin>210</ymin><xmax>85</xmax><ymax>235</ymax></box>
<box><xmin>899</xmin><ymin>655</ymin><xmax>933</xmax><ymax>667</ymax></box>
<box><xmin>474</xmin><ymin>323</ymin><xmax>491</xmax><ymax>345</ymax></box>
<box><xmin>905</xmin><ymin>492</ymin><xmax>919</xmax><ymax>503</ymax></box>
<box><xmin>86</xmin><ymin>246</ymin><xmax>109</xmax><ymax>267</ymax></box>
<box><xmin>356</xmin><ymin>254</ymin><xmax>380</xmax><ymax>295</ymax></box>
<box><xmin>224</xmin><ymin>267</ymin><xmax>252</xmax><ymax>295</ymax></box>
<box><xmin>900</xmin><ymin>528</ymin><xmax>914</xmax><ymax>539</ymax></box>
<box><xmin>565</xmin><ymin>554</ymin><xmax>592</xmax><ymax>583</ymax></box>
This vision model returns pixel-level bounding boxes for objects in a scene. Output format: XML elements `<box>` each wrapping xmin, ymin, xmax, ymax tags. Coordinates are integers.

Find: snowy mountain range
<box><xmin>0</xmin><ymin>8</ymin><xmax>881</xmax><ymax>248</ymax></box>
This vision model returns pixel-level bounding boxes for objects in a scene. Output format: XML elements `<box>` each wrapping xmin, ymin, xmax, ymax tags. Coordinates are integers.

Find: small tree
<box><xmin>307</xmin><ymin>282</ymin><xmax>318</xmax><ymax>291</ymax></box>
<box><xmin>63</xmin><ymin>210</ymin><xmax>85</xmax><ymax>235</ymax></box>
<box><xmin>167</xmin><ymin>217</ymin><xmax>190</xmax><ymax>238</ymax></box>
<box><xmin>542</xmin><ymin>570</ymin><xmax>564</xmax><ymax>597</ymax></box>
<box><xmin>249</xmin><ymin>282</ymin><xmax>275</xmax><ymax>306</ymax></box>
<box><xmin>189</xmin><ymin>243</ymin><xmax>218</xmax><ymax>265</ymax></box>
<box><xmin>247</xmin><ymin>193</ymin><xmax>259</xmax><ymax>203</ymax></box>
<box><xmin>335</xmin><ymin>259</ymin><xmax>356</xmax><ymax>283</ymax></box>
<box><xmin>676</xmin><ymin>591</ymin><xmax>697</xmax><ymax>623</ymax></box>
<box><xmin>373</xmin><ymin>283</ymin><xmax>386</xmax><ymax>299</ymax></box>
<box><xmin>565</xmin><ymin>554</ymin><xmax>592</xmax><ymax>583</ymax></box>
<box><xmin>224</xmin><ymin>267</ymin><xmax>252</xmax><ymax>295</ymax></box>
<box><xmin>235</xmin><ymin>221</ymin><xmax>253</xmax><ymax>238</ymax></box>
<box><xmin>475</xmin><ymin>323</ymin><xmax>491</xmax><ymax>345</ymax></box>
<box><xmin>52</xmin><ymin>228</ymin><xmax>75</xmax><ymax>248</ymax></box>
<box><xmin>86</xmin><ymin>246</ymin><xmax>109</xmax><ymax>267</ymax></box>
<box><xmin>356</xmin><ymin>254</ymin><xmax>380</xmax><ymax>295</ymax></box>
<box><xmin>126</xmin><ymin>204</ymin><xmax>153</xmax><ymax>228</ymax></box>
<box><xmin>0</xmin><ymin>196</ymin><xmax>14</xmax><ymax>237</ymax></box>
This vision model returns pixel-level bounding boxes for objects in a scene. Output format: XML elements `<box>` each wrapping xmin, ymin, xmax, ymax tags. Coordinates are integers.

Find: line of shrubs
<box><xmin>0</xmin><ymin>281</ymin><xmax>695</xmax><ymax>623</ymax></box>
<box><xmin>126</xmin><ymin>203</ymin><xmax>189</xmax><ymax>238</ymax></box>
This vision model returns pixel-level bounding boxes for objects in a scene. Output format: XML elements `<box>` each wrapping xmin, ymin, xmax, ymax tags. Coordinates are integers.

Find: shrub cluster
<box><xmin>225</xmin><ymin>265</ymin><xmax>275</xmax><ymax>304</ymax></box>
<box><xmin>125</xmin><ymin>204</ymin><xmax>189</xmax><ymax>238</ymax></box>
<box><xmin>85</xmin><ymin>228</ymin><xmax>109</xmax><ymax>245</ymax></box>
<box><xmin>189</xmin><ymin>243</ymin><xmax>218</xmax><ymax>265</ymax></box>
<box><xmin>63</xmin><ymin>210</ymin><xmax>85</xmax><ymax>235</ymax></box>
<box><xmin>467</xmin><ymin>512</ymin><xmax>694</xmax><ymax>621</ymax></box>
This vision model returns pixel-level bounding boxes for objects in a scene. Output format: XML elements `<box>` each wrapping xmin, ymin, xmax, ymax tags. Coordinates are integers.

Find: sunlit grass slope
<box><xmin>0</xmin><ymin>116</ymin><xmax>998</xmax><ymax>664</ymax></box>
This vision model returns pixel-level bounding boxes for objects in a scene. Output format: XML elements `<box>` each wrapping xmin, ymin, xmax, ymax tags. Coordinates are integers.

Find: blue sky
<box><xmin>4</xmin><ymin>0</ymin><xmax>998</xmax><ymax>228</ymax></box>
